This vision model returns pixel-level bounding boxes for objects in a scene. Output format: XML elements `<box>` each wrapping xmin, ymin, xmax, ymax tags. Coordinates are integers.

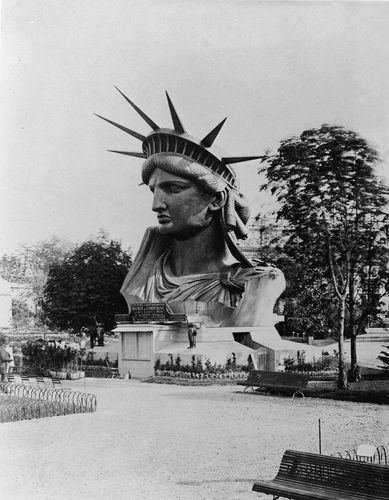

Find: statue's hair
<box><xmin>142</xmin><ymin>153</ymin><xmax>225</xmax><ymax>194</ymax></box>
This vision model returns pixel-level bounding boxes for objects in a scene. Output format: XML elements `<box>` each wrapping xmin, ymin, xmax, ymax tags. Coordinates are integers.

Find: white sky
<box><xmin>1</xmin><ymin>0</ymin><xmax>389</xmax><ymax>256</ymax></box>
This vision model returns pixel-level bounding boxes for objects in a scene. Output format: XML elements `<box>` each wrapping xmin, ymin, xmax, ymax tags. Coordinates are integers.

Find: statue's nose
<box><xmin>152</xmin><ymin>188</ymin><xmax>167</xmax><ymax>212</ymax></box>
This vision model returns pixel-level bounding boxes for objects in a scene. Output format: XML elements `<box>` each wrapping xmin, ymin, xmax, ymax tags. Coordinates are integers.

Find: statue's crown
<box><xmin>96</xmin><ymin>88</ymin><xmax>262</xmax><ymax>190</ymax></box>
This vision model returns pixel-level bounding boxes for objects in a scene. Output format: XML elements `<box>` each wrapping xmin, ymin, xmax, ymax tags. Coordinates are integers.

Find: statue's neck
<box><xmin>170</xmin><ymin>222</ymin><xmax>228</xmax><ymax>276</ymax></box>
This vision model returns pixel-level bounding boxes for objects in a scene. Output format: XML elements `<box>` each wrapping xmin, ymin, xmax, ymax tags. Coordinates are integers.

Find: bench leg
<box><xmin>243</xmin><ymin>386</ymin><xmax>256</xmax><ymax>393</ymax></box>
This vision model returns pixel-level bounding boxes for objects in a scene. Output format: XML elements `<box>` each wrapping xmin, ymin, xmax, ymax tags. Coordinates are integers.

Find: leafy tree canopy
<box><xmin>258</xmin><ymin>238</ymin><xmax>338</xmax><ymax>339</ymax></box>
<box><xmin>0</xmin><ymin>253</ymin><xmax>26</xmax><ymax>283</ymax></box>
<box><xmin>43</xmin><ymin>237</ymin><xmax>132</xmax><ymax>331</ymax></box>
<box><xmin>0</xmin><ymin>238</ymin><xmax>72</xmax><ymax>286</ymax></box>
<box><xmin>0</xmin><ymin>238</ymin><xmax>73</xmax><ymax>325</ymax></box>
<box><xmin>262</xmin><ymin>124</ymin><xmax>388</xmax><ymax>289</ymax></box>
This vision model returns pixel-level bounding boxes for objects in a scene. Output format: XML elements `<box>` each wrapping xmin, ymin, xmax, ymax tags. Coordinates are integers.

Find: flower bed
<box><xmin>85</xmin><ymin>366</ymin><xmax>115</xmax><ymax>378</ymax></box>
<box><xmin>48</xmin><ymin>370</ymin><xmax>85</xmax><ymax>380</ymax></box>
<box><xmin>154</xmin><ymin>369</ymin><xmax>247</xmax><ymax>380</ymax></box>
<box><xmin>145</xmin><ymin>376</ymin><xmax>242</xmax><ymax>386</ymax></box>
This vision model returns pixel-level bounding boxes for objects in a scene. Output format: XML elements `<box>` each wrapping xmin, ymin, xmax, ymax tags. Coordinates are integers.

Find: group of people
<box><xmin>81</xmin><ymin>321</ymin><xmax>105</xmax><ymax>349</ymax></box>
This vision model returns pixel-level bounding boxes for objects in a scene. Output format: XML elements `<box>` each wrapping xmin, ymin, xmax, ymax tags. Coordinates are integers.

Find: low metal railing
<box><xmin>0</xmin><ymin>382</ymin><xmax>97</xmax><ymax>423</ymax></box>
<box><xmin>333</xmin><ymin>445</ymin><xmax>388</xmax><ymax>465</ymax></box>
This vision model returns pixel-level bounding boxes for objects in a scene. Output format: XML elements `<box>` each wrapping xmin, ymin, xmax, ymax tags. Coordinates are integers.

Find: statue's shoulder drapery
<box><xmin>121</xmin><ymin>227</ymin><xmax>285</xmax><ymax>327</ymax></box>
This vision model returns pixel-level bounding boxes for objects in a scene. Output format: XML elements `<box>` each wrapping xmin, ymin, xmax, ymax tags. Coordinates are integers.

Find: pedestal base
<box><xmin>113</xmin><ymin>322</ymin><xmax>323</xmax><ymax>378</ymax></box>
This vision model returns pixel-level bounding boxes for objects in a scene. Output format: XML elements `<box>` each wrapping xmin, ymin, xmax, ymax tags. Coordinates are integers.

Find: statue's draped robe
<box><xmin>121</xmin><ymin>227</ymin><xmax>285</xmax><ymax>326</ymax></box>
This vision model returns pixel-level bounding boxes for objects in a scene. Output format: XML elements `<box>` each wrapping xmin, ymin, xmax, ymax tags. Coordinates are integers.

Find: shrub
<box><xmin>284</xmin><ymin>355</ymin><xmax>295</xmax><ymax>371</ymax></box>
<box><xmin>283</xmin><ymin>352</ymin><xmax>334</xmax><ymax>373</ymax></box>
<box><xmin>22</xmin><ymin>340</ymin><xmax>85</xmax><ymax>374</ymax></box>
<box><xmin>154</xmin><ymin>356</ymin><xmax>161</xmax><ymax>372</ymax></box>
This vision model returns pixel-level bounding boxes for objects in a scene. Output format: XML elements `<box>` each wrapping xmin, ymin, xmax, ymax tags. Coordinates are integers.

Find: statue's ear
<box><xmin>209</xmin><ymin>191</ymin><xmax>227</xmax><ymax>211</ymax></box>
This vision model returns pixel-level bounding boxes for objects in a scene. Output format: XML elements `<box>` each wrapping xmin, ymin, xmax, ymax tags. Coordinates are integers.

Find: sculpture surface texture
<box><xmin>98</xmin><ymin>90</ymin><xmax>285</xmax><ymax>327</ymax></box>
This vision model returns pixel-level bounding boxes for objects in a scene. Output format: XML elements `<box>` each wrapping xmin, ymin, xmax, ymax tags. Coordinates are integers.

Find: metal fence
<box><xmin>0</xmin><ymin>382</ymin><xmax>97</xmax><ymax>423</ymax></box>
<box><xmin>333</xmin><ymin>445</ymin><xmax>388</xmax><ymax>465</ymax></box>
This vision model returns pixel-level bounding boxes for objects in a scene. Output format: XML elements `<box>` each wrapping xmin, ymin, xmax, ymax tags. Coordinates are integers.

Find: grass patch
<box><xmin>146</xmin><ymin>376</ymin><xmax>389</xmax><ymax>404</ymax></box>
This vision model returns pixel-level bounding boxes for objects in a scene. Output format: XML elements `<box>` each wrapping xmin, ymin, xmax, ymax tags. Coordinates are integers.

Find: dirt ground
<box><xmin>0</xmin><ymin>379</ymin><xmax>388</xmax><ymax>500</ymax></box>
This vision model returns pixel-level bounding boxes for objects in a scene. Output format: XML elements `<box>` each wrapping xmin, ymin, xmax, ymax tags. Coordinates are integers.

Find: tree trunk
<box><xmin>337</xmin><ymin>296</ymin><xmax>348</xmax><ymax>390</ymax></box>
<box><xmin>348</xmin><ymin>274</ymin><xmax>358</xmax><ymax>382</ymax></box>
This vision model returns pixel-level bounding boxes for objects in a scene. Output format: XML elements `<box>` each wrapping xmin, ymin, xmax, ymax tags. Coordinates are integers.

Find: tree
<box><xmin>0</xmin><ymin>253</ymin><xmax>26</xmax><ymax>283</ymax></box>
<box><xmin>43</xmin><ymin>237</ymin><xmax>132</xmax><ymax>330</ymax></box>
<box><xmin>256</xmin><ymin>234</ymin><xmax>339</xmax><ymax>339</ymax></box>
<box><xmin>261</xmin><ymin>124</ymin><xmax>388</xmax><ymax>388</ymax></box>
<box><xmin>0</xmin><ymin>238</ymin><xmax>72</xmax><ymax>324</ymax></box>
<box><xmin>21</xmin><ymin>238</ymin><xmax>73</xmax><ymax>314</ymax></box>
<box><xmin>348</xmin><ymin>220</ymin><xmax>389</xmax><ymax>342</ymax></box>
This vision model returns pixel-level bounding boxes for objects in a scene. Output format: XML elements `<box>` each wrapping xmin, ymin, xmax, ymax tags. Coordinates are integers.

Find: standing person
<box><xmin>191</xmin><ymin>324</ymin><xmax>198</xmax><ymax>348</ymax></box>
<box><xmin>86</xmin><ymin>326</ymin><xmax>95</xmax><ymax>349</ymax></box>
<box><xmin>13</xmin><ymin>345</ymin><xmax>22</xmax><ymax>374</ymax></box>
<box><xmin>95</xmin><ymin>319</ymin><xmax>105</xmax><ymax>347</ymax></box>
<box><xmin>79</xmin><ymin>328</ymin><xmax>87</xmax><ymax>349</ymax></box>
<box><xmin>4</xmin><ymin>343</ymin><xmax>14</xmax><ymax>374</ymax></box>
<box><xmin>0</xmin><ymin>335</ymin><xmax>12</xmax><ymax>380</ymax></box>
<box><xmin>187</xmin><ymin>323</ymin><xmax>198</xmax><ymax>348</ymax></box>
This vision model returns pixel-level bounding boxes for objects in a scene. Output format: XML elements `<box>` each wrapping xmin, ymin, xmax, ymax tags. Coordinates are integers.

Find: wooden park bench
<box><xmin>20</xmin><ymin>375</ymin><xmax>46</xmax><ymax>388</ymax></box>
<box><xmin>252</xmin><ymin>449</ymin><xmax>389</xmax><ymax>499</ymax></box>
<box><xmin>238</xmin><ymin>370</ymin><xmax>309</xmax><ymax>397</ymax></box>
<box><xmin>51</xmin><ymin>377</ymin><xmax>64</xmax><ymax>389</ymax></box>
<box><xmin>35</xmin><ymin>376</ymin><xmax>46</xmax><ymax>388</ymax></box>
<box><xmin>109</xmin><ymin>367</ymin><xmax>120</xmax><ymax>378</ymax></box>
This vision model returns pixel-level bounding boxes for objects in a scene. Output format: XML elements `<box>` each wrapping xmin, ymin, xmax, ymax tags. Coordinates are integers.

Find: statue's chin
<box><xmin>158</xmin><ymin>224</ymin><xmax>210</xmax><ymax>241</ymax></box>
<box><xmin>157</xmin><ymin>223</ymin><xmax>180</xmax><ymax>237</ymax></box>
<box><xmin>157</xmin><ymin>224</ymin><xmax>173</xmax><ymax>235</ymax></box>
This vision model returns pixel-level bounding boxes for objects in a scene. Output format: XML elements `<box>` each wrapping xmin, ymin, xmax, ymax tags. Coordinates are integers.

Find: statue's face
<box><xmin>148</xmin><ymin>168</ymin><xmax>215</xmax><ymax>239</ymax></box>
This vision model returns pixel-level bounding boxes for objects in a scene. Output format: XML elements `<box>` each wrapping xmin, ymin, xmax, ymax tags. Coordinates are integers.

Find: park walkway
<box><xmin>0</xmin><ymin>378</ymin><xmax>387</xmax><ymax>499</ymax></box>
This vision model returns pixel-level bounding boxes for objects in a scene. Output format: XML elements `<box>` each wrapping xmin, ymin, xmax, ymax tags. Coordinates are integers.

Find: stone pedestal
<box><xmin>114</xmin><ymin>322</ymin><xmax>324</xmax><ymax>378</ymax></box>
<box><xmin>114</xmin><ymin>324</ymin><xmax>167</xmax><ymax>379</ymax></box>
<box><xmin>114</xmin><ymin>322</ymin><xmax>259</xmax><ymax>378</ymax></box>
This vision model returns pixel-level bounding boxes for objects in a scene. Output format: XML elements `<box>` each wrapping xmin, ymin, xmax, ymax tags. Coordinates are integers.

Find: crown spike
<box><xmin>165</xmin><ymin>92</ymin><xmax>185</xmax><ymax>133</ymax></box>
<box><xmin>108</xmin><ymin>150</ymin><xmax>146</xmax><ymax>158</ymax></box>
<box><xmin>95</xmin><ymin>114</ymin><xmax>145</xmax><ymax>141</ymax></box>
<box><xmin>200</xmin><ymin>118</ymin><xmax>227</xmax><ymax>148</ymax></box>
<box><xmin>114</xmin><ymin>87</ymin><xmax>159</xmax><ymax>131</ymax></box>
<box><xmin>222</xmin><ymin>156</ymin><xmax>264</xmax><ymax>165</ymax></box>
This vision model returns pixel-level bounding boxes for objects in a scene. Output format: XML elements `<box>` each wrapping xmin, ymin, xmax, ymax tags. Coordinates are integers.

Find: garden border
<box><xmin>0</xmin><ymin>382</ymin><xmax>97</xmax><ymax>423</ymax></box>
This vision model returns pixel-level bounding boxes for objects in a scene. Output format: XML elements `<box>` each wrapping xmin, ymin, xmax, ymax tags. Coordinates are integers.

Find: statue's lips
<box><xmin>157</xmin><ymin>215</ymin><xmax>171</xmax><ymax>224</ymax></box>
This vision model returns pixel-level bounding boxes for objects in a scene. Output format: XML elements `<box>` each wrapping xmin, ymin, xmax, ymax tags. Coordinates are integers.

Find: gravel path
<box><xmin>0</xmin><ymin>379</ymin><xmax>388</xmax><ymax>500</ymax></box>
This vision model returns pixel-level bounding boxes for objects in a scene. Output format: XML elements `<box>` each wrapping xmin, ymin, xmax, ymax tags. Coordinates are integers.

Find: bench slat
<box><xmin>253</xmin><ymin>479</ymin><xmax>380</xmax><ymax>500</ymax></box>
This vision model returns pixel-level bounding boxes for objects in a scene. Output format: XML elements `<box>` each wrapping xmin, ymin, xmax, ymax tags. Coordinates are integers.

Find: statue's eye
<box><xmin>166</xmin><ymin>184</ymin><xmax>183</xmax><ymax>193</ymax></box>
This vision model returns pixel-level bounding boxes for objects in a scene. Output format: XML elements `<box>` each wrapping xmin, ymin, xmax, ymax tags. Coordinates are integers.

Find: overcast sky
<box><xmin>1</xmin><ymin>0</ymin><xmax>389</xmax><ymax>256</ymax></box>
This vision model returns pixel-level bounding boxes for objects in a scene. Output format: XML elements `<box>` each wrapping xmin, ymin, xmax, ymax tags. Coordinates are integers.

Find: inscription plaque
<box><xmin>130</xmin><ymin>302</ymin><xmax>170</xmax><ymax>323</ymax></box>
<box><xmin>115</xmin><ymin>303</ymin><xmax>187</xmax><ymax>324</ymax></box>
